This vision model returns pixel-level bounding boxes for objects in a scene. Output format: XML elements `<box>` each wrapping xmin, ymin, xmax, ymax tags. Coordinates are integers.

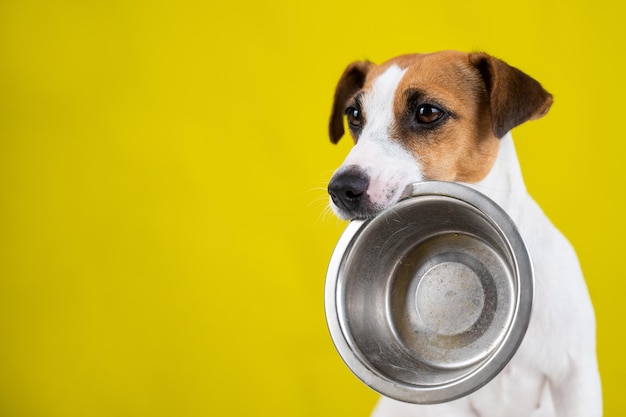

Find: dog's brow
<box><xmin>405</xmin><ymin>89</ymin><xmax>424</xmax><ymax>108</ymax></box>
<box><xmin>403</xmin><ymin>88</ymin><xmax>456</xmax><ymax>118</ymax></box>
<box><xmin>404</xmin><ymin>88</ymin><xmax>436</xmax><ymax>113</ymax></box>
<box><xmin>354</xmin><ymin>92</ymin><xmax>364</xmax><ymax>108</ymax></box>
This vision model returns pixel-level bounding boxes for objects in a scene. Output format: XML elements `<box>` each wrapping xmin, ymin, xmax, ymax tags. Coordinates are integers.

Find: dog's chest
<box><xmin>469</xmin><ymin>362</ymin><xmax>554</xmax><ymax>417</ymax></box>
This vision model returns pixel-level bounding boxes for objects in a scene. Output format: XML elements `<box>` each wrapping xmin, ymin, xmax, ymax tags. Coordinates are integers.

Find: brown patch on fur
<box><xmin>328</xmin><ymin>61</ymin><xmax>373</xmax><ymax>144</ymax></box>
<box><xmin>388</xmin><ymin>51</ymin><xmax>501</xmax><ymax>182</ymax></box>
<box><xmin>469</xmin><ymin>52</ymin><xmax>553</xmax><ymax>138</ymax></box>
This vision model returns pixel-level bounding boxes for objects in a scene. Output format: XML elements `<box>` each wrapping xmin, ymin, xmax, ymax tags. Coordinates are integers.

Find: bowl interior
<box><xmin>328</xmin><ymin>186</ymin><xmax>532</xmax><ymax>403</ymax></box>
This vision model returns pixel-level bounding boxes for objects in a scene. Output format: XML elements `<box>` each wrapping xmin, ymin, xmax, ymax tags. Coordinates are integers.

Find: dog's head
<box><xmin>327</xmin><ymin>51</ymin><xmax>553</xmax><ymax>220</ymax></box>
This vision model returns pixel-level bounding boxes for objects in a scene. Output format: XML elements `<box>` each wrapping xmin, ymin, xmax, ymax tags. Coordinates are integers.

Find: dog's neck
<box><xmin>466</xmin><ymin>132</ymin><xmax>528</xmax><ymax>219</ymax></box>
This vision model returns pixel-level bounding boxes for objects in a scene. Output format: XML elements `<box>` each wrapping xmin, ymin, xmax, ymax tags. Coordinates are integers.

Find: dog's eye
<box><xmin>416</xmin><ymin>105</ymin><xmax>444</xmax><ymax>124</ymax></box>
<box><xmin>346</xmin><ymin>107</ymin><xmax>362</xmax><ymax>129</ymax></box>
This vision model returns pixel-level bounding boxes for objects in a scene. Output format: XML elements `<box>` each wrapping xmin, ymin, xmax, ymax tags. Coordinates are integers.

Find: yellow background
<box><xmin>0</xmin><ymin>0</ymin><xmax>624</xmax><ymax>416</ymax></box>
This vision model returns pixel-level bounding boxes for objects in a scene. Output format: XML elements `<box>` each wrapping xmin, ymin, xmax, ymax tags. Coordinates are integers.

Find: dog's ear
<box><xmin>329</xmin><ymin>61</ymin><xmax>373</xmax><ymax>144</ymax></box>
<box><xmin>469</xmin><ymin>52</ymin><xmax>553</xmax><ymax>138</ymax></box>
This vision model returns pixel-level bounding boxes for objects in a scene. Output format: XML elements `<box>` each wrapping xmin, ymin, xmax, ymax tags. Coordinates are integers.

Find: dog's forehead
<box><xmin>363</xmin><ymin>51</ymin><xmax>478</xmax><ymax>99</ymax></box>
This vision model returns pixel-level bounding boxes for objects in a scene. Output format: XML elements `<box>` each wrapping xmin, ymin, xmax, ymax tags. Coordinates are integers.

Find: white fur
<box><xmin>367</xmin><ymin>134</ymin><xmax>602</xmax><ymax>417</ymax></box>
<box><xmin>330</xmin><ymin>65</ymin><xmax>602</xmax><ymax>415</ymax></box>
<box><xmin>330</xmin><ymin>65</ymin><xmax>423</xmax><ymax>215</ymax></box>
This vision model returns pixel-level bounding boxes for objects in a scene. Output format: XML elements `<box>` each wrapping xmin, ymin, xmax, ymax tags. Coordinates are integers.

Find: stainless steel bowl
<box><xmin>325</xmin><ymin>181</ymin><xmax>534</xmax><ymax>404</ymax></box>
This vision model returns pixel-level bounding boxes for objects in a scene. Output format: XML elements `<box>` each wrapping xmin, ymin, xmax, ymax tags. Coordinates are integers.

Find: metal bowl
<box><xmin>325</xmin><ymin>181</ymin><xmax>534</xmax><ymax>404</ymax></box>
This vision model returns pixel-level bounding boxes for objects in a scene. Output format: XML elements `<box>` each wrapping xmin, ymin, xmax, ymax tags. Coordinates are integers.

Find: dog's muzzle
<box><xmin>328</xmin><ymin>166</ymin><xmax>373</xmax><ymax>218</ymax></box>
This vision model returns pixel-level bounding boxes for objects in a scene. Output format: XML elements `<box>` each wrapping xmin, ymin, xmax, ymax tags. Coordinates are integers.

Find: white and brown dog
<box><xmin>326</xmin><ymin>51</ymin><xmax>602</xmax><ymax>417</ymax></box>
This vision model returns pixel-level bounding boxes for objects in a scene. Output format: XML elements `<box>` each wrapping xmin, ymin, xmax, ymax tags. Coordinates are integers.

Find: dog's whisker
<box><xmin>306</xmin><ymin>193</ymin><xmax>330</xmax><ymax>208</ymax></box>
<box><xmin>305</xmin><ymin>185</ymin><xmax>330</xmax><ymax>194</ymax></box>
<box><xmin>314</xmin><ymin>203</ymin><xmax>342</xmax><ymax>227</ymax></box>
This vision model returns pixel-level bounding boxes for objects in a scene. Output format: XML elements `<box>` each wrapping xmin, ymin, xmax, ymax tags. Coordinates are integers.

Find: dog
<box><xmin>326</xmin><ymin>51</ymin><xmax>602</xmax><ymax>417</ymax></box>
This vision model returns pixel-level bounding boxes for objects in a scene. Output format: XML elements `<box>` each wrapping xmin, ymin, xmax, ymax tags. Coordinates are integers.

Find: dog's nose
<box><xmin>328</xmin><ymin>167</ymin><xmax>370</xmax><ymax>212</ymax></box>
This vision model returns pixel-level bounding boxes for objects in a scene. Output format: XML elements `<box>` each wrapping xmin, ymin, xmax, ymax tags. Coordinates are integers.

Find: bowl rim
<box><xmin>324</xmin><ymin>181</ymin><xmax>534</xmax><ymax>404</ymax></box>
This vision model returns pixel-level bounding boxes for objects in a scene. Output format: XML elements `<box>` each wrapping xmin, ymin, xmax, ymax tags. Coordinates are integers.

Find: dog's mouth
<box><xmin>329</xmin><ymin>197</ymin><xmax>385</xmax><ymax>221</ymax></box>
<box><xmin>327</xmin><ymin>165</ymin><xmax>422</xmax><ymax>220</ymax></box>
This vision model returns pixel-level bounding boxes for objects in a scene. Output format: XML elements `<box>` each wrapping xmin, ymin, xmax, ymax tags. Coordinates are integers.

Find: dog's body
<box><xmin>326</xmin><ymin>51</ymin><xmax>602</xmax><ymax>417</ymax></box>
